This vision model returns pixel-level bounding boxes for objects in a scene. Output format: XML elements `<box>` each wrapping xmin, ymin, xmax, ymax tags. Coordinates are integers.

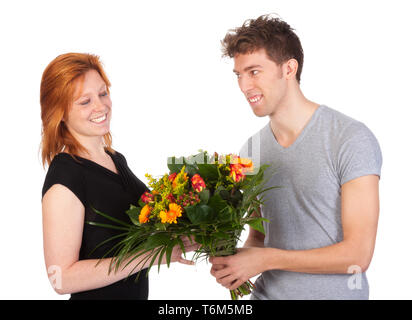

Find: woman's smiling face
<box><xmin>64</xmin><ymin>69</ymin><xmax>112</xmax><ymax>141</ymax></box>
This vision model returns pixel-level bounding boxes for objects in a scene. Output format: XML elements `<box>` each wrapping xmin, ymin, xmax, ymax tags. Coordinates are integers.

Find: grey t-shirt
<box><xmin>240</xmin><ymin>105</ymin><xmax>382</xmax><ymax>300</ymax></box>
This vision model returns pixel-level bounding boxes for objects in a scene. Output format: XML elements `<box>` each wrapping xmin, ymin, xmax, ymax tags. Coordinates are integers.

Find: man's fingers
<box><xmin>211</xmin><ymin>264</ymin><xmax>225</xmax><ymax>272</ymax></box>
<box><xmin>218</xmin><ymin>275</ymin><xmax>238</xmax><ymax>288</ymax></box>
<box><xmin>228</xmin><ymin>279</ymin><xmax>245</xmax><ymax>291</ymax></box>
<box><xmin>209</xmin><ymin>256</ymin><xmax>227</xmax><ymax>265</ymax></box>
<box><xmin>214</xmin><ymin>267</ymin><xmax>233</xmax><ymax>280</ymax></box>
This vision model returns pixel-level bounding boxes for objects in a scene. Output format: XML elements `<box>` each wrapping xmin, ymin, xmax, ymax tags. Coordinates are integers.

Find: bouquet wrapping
<box><xmin>89</xmin><ymin>151</ymin><xmax>275</xmax><ymax>300</ymax></box>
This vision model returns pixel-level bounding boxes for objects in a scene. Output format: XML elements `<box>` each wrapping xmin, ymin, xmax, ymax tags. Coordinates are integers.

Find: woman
<box><xmin>40</xmin><ymin>53</ymin><xmax>195</xmax><ymax>300</ymax></box>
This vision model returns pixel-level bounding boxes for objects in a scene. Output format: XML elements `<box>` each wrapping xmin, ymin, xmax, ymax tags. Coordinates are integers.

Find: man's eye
<box><xmin>251</xmin><ymin>70</ymin><xmax>259</xmax><ymax>76</ymax></box>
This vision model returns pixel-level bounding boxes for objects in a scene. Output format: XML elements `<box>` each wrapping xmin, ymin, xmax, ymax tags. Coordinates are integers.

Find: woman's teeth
<box><xmin>90</xmin><ymin>114</ymin><xmax>106</xmax><ymax>123</ymax></box>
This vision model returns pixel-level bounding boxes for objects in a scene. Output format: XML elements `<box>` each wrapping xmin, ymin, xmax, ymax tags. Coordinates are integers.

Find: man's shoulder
<box><xmin>320</xmin><ymin>105</ymin><xmax>373</xmax><ymax>140</ymax></box>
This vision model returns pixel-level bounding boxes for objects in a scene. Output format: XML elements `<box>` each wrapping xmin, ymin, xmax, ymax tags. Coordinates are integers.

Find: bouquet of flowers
<box><xmin>90</xmin><ymin>151</ymin><xmax>275</xmax><ymax>300</ymax></box>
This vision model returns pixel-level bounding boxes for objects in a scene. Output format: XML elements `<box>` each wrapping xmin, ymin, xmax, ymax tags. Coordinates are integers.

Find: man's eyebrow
<box><xmin>233</xmin><ymin>65</ymin><xmax>263</xmax><ymax>73</ymax></box>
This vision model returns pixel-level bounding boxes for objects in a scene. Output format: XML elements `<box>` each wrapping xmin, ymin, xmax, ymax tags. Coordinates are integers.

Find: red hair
<box><xmin>40</xmin><ymin>53</ymin><xmax>114</xmax><ymax>167</ymax></box>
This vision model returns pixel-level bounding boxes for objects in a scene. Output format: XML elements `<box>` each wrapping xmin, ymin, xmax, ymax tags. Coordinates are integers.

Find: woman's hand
<box><xmin>166</xmin><ymin>236</ymin><xmax>200</xmax><ymax>265</ymax></box>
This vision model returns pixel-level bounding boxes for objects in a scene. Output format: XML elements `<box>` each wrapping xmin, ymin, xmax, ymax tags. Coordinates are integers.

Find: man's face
<box><xmin>233</xmin><ymin>48</ymin><xmax>287</xmax><ymax>117</ymax></box>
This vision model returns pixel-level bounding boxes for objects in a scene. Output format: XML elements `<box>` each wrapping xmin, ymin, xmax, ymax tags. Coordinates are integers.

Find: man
<box><xmin>209</xmin><ymin>14</ymin><xmax>382</xmax><ymax>300</ymax></box>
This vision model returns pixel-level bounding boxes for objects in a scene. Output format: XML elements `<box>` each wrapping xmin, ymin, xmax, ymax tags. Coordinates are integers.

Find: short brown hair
<box><xmin>40</xmin><ymin>53</ymin><xmax>114</xmax><ymax>167</ymax></box>
<box><xmin>221</xmin><ymin>14</ymin><xmax>304</xmax><ymax>83</ymax></box>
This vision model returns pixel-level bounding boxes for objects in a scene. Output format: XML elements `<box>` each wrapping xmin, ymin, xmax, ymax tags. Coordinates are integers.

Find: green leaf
<box><xmin>165</xmin><ymin>239</ymin><xmax>177</xmax><ymax>267</ymax></box>
<box><xmin>246</xmin><ymin>217</ymin><xmax>269</xmax><ymax>235</ymax></box>
<box><xmin>176</xmin><ymin>237</ymin><xmax>186</xmax><ymax>258</ymax></box>
<box><xmin>138</xmin><ymin>198</ymin><xmax>146</xmax><ymax>208</ymax></box>
<box><xmin>208</xmin><ymin>194</ymin><xmax>228</xmax><ymax>215</ymax></box>
<box><xmin>199</xmin><ymin>189</ymin><xmax>210</xmax><ymax>204</ymax></box>
<box><xmin>147</xmin><ymin>247</ymin><xmax>163</xmax><ymax>273</ymax></box>
<box><xmin>185</xmin><ymin>204</ymin><xmax>216</xmax><ymax>224</ymax></box>
<box><xmin>229</xmin><ymin>189</ymin><xmax>242</xmax><ymax>207</ymax></box>
<box><xmin>86</xmin><ymin>221</ymin><xmax>130</xmax><ymax>231</ymax></box>
<box><xmin>126</xmin><ymin>205</ymin><xmax>141</xmax><ymax>225</ymax></box>
<box><xmin>144</xmin><ymin>232</ymin><xmax>171</xmax><ymax>250</ymax></box>
<box><xmin>197</xmin><ymin>163</ymin><xmax>219</xmax><ymax>181</ymax></box>
<box><xmin>155</xmin><ymin>223</ymin><xmax>167</xmax><ymax>231</ymax></box>
<box><xmin>218</xmin><ymin>188</ymin><xmax>230</xmax><ymax>201</ymax></box>
<box><xmin>213</xmin><ymin>231</ymin><xmax>231</xmax><ymax>240</ymax></box>
<box><xmin>91</xmin><ymin>207</ymin><xmax>132</xmax><ymax>228</ymax></box>
<box><xmin>158</xmin><ymin>246</ymin><xmax>167</xmax><ymax>273</ymax></box>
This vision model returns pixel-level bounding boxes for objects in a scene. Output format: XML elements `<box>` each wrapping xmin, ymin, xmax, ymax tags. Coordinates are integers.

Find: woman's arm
<box><xmin>42</xmin><ymin>184</ymin><xmax>195</xmax><ymax>295</ymax></box>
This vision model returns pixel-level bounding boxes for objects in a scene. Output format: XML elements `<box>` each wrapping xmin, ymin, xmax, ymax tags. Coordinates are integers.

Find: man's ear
<box><xmin>284</xmin><ymin>58</ymin><xmax>298</xmax><ymax>80</ymax></box>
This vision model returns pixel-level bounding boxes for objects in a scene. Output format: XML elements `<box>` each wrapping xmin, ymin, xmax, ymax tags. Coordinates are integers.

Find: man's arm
<box><xmin>210</xmin><ymin>175</ymin><xmax>380</xmax><ymax>290</ymax></box>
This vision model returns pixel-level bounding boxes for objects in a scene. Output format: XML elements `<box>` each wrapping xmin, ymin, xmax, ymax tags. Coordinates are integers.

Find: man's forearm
<box><xmin>262</xmin><ymin>240</ymin><xmax>370</xmax><ymax>274</ymax></box>
<box><xmin>244</xmin><ymin>237</ymin><xmax>264</xmax><ymax>248</ymax></box>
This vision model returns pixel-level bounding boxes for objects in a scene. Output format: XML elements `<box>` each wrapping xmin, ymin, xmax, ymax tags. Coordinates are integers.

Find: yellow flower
<box><xmin>139</xmin><ymin>205</ymin><xmax>151</xmax><ymax>224</ymax></box>
<box><xmin>172</xmin><ymin>168</ymin><xmax>188</xmax><ymax>189</ymax></box>
<box><xmin>159</xmin><ymin>203</ymin><xmax>183</xmax><ymax>224</ymax></box>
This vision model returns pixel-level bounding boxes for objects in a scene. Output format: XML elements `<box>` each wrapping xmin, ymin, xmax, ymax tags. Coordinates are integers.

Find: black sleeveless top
<box><xmin>42</xmin><ymin>150</ymin><xmax>149</xmax><ymax>300</ymax></box>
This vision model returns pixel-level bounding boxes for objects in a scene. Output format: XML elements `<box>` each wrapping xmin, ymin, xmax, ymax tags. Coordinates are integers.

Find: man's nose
<box><xmin>238</xmin><ymin>76</ymin><xmax>254</xmax><ymax>94</ymax></box>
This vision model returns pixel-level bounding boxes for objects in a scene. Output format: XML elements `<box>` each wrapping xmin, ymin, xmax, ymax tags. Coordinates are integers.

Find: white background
<box><xmin>0</xmin><ymin>0</ymin><xmax>411</xmax><ymax>300</ymax></box>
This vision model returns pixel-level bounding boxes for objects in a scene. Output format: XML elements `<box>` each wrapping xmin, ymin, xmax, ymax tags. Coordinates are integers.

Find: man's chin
<box><xmin>251</xmin><ymin>108</ymin><xmax>269</xmax><ymax>118</ymax></box>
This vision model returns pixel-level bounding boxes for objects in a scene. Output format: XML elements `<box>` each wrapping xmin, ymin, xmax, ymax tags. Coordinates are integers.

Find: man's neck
<box><xmin>269</xmin><ymin>87</ymin><xmax>319</xmax><ymax>148</ymax></box>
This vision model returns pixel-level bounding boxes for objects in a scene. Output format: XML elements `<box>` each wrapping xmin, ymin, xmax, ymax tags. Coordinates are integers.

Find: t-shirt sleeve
<box><xmin>337</xmin><ymin>122</ymin><xmax>382</xmax><ymax>186</ymax></box>
<box><xmin>42</xmin><ymin>159</ymin><xmax>87</xmax><ymax>207</ymax></box>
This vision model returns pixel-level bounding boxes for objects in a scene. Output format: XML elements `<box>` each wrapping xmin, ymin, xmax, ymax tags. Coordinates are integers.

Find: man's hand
<box><xmin>209</xmin><ymin>247</ymin><xmax>266</xmax><ymax>290</ymax></box>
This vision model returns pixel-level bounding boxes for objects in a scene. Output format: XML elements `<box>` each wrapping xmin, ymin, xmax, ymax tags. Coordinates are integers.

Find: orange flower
<box><xmin>191</xmin><ymin>174</ymin><xmax>206</xmax><ymax>192</ymax></box>
<box><xmin>159</xmin><ymin>203</ymin><xmax>183</xmax><ymax>224</ymax></box>
<box><xmin>139</xmin><ymin>205</ymin><xmax>151</xmax><ymax>224</ymax></box>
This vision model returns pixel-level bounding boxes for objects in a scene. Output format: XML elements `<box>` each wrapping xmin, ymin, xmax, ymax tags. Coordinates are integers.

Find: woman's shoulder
<box><xmin>42</xmin><ymin>153</ymin><xmax>86</xmax><ymax>203</ymax></box>
<box><xmin>110</xmin><ymin>149</ymin><xmax>127</xmax><ymax>163</ymax></box>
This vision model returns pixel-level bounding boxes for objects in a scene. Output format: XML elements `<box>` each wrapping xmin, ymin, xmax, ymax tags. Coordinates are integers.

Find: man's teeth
<box><xmin>90</xmin><ymin>114</ymin><xmax>106</xmax><ymax>123</ymax></box>
<box><xmin>249</xmin><ymin>95</ymin><xmax>262</xmax><ymax>103</ymax></box>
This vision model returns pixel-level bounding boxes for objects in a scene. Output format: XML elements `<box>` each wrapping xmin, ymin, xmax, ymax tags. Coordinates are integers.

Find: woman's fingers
<box><xmin>178</xmin><ymin>256</ymin><xmax>195</xmax><ymax>265</ymax></box>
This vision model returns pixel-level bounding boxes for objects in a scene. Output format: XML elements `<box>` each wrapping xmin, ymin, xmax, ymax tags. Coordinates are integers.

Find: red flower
<box><xmin>191</xmin><ymin>174</ymin><xmax>206</xmax><ymax>192</ymax></box>
<box><xmin>168</xmin><ymin>172</ymin><xmax>177</xmax><ymax>182</ymax></box>
<box><xmin>166</xmin><ymin>193</ymin><xmax>176</xmax><ymax>203</ymax></box>
<box><xmin>230</xmin><ymin>164</ymin><xmax>245</xmax><ymax>182</ymax></box>
<box><xmin>141</xmin><ymin>191</ymin><xmax>154</xmax><ymax>203</ymax></box>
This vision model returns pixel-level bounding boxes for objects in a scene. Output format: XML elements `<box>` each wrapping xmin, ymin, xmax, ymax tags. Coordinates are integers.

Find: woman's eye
<box><xmin>251</xmin><ymin>70</ymin><xmax>259</xmax><ymax>76</ymax></box>
<box><xmin>100</xmin><ymin>91</ymin><xmax>108</xmax><ymax>97</ymax></box>
<box><xmin>80</xmin><ymin>99</ymin><xmax>90</xmax><ymax>105</ymax></box>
